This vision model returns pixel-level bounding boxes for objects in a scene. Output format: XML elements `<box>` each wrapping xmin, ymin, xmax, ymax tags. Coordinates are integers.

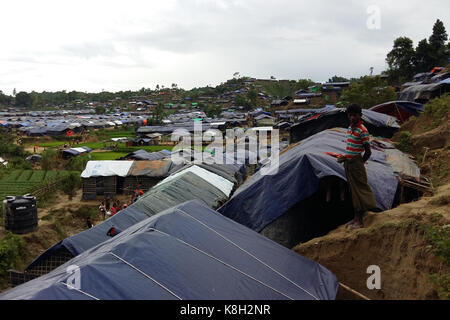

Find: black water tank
<box><xmin>3</xmin><ymin>194</ymin><xmax>38</xmax><ymax>234</ymax></box>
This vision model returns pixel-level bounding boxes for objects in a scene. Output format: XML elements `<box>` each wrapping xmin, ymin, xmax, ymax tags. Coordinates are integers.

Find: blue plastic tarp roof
<box><xmin>369</xmin><ymin>101</ymin><xmax>423</xmax><ymax>117</ymax></box>
<box><xmin>26</xmin><ymin>164</ymin><xmax>240</xmax><ymax>271</ymax></box>
<box><xmin>218</xmin><ymin>129</ymin><xmax>398</xmax><ymax>232</ymax></box>
<box><xmin>3</xmin><ymin>200</ymin><xmax>338</xmax><ymax>300</ymax></box>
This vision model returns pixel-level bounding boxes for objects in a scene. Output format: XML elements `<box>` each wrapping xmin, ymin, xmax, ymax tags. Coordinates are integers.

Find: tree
<box><xmin>41</xmin><ymin>149</ymin><xmax>58</xmax><ymax>171</ymax></box>
<box><xmin>95</xmin><ymin>106</ymin><xmax>106</xmax><ymax>114</ymax></box>
<box><xmin>386</xmin><ymin>37</ymin><xmax>415</xmax><ymax>83</ymax></box>
<box><xmin>328</xmin><ymin>75</ymin><xmax>349</xmax><ymax>83</ymax></box>
<box><xmin>246</xmin><ymin>89</ymin><xmax>258</xmax><ymax>107</ymax></box>
<box><xmin>339</xmin><ymin>76</ymin><xmax>397</xmax><ymax>109</ymax></box>
<box><xmin>0</xmin><ymin>90</ymin><xmax>12</xmax><ymax>106</ymax></box>
<box><xmin>61</xmin><ymin>172</ymin><xmax>81</xmax><ymax>200</ymax></box>
<box><xmin>428</xmin><ymin>19</ymin><xmax>448</xmax><ymax>67</ymax></box>
<box><xmin>414</xmin><ymin>39</ymin><xmax>433</xmax><ymax>72</ymax></box>
<box><xmin>234</xmin><ymin>94</ymin><xmax>251</xmax><ymax>110</ymax></box>
<box><xmin>152</xmin><ymin>102</ymin><xmax>166</xmax><ymax>124</ymax></box>
<box><xmin>203</xmin><ymin>104</ymin><xmax>222</xmax><ymax>118</ymax></box>
<box><xmin>429</xmin><ymin>19</ymin><xmax>448</xmax><ymax>49</ymax></box>
<box><xmin>14</xmin><ymin>91</ymin><xmax>33</xmax><ymax>108</ymax></box>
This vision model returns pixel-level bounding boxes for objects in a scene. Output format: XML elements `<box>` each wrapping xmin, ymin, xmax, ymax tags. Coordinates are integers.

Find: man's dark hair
<box><xmin>346</xmin><ymin>103</ymin><xmax>362</xmax><ymax>115</ymax></box>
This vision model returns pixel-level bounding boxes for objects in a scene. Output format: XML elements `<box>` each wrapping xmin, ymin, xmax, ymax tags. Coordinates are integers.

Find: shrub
<box><xmin>41</xmin><ymin>149</ymin><xmax>58</xmax><ymax>170</ymax></box>
<box><xmin>0</xmin><ymin>232</ymin><xmax>26</xmax><ymax>279</ymax></box>
<box><xmin>67</xmin><ymin>155</ymin><xmax>89</xmax><ymax>172</ymax></box>
<box><xmin>396</xmin><ymin>131</ymin><xmax>414</xmax><ymax>153</ymax></box>
<box><xmin>423</xmin><ymin>93</ymin><xmax>450</xmax><ymax>129</ymax></box>
<box><xmin>61</xmin><ymin>172</ymin><xmax>81</xmax><ymax>200</ymax></box>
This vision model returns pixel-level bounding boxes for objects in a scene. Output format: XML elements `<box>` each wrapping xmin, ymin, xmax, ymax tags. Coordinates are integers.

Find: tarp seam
<box><xmin>59</xmin><ymin>282</ymin><xmax>100</xmax><ymax>300</ymax></box>
<box><xmin>148</xmin><ymin>226</ymin><xmax>294</xmax><ymax>300</ymax></box>
<box><xmin>175</xmin><ymin>208</ymin><xmax>320</xmax><ymax>300</ymax></box>
<box><xmin>109</xmin><ymin>252</ymin><xmax>183</xmax><ymax>300</ymax></box>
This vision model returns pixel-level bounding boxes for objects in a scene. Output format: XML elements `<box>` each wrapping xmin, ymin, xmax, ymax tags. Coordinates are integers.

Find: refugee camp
<box><xmin>0</xmin><ymin>1</ymin><xmax>449</xmax><ymax>307</ymax></box>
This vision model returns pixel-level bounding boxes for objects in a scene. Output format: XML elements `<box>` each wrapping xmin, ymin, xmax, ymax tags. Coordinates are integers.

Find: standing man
<box><xmin>337</xmin><ymin>103</ymin><xmax>377</xmax><ymax>229</ymax></box>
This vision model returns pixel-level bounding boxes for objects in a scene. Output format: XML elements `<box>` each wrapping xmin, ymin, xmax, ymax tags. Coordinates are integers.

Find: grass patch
<box><xmin>53</xmin><ymin>220</ymin><xmax>66</xmax><ymax>240</ymax></box>
<box><xmin>419</xmin><ymin>222</ymin><xmax>449</xmax><ymax>264</ymax></box>
<box><xmin>73</xmin><ymin>142</ymin><xmax>109</xmax><ymax>150</ymax></box>
<box><xmin>423</xmin><ymin>93</ymin><xmax>450</xmax><ymax>130</ymax></box>
<box><xmin>0</xmin><ymin>232</ymin><xmax>27</xmax><ymax>287</ymax></box>
<box><xmin>89</xmin><ymin>152</ymin><xmax>128</xmax><ymax>160</ymax></box>
<box><xmin>429</xmin><ymin>273</ymin><xmax>450</xmax><ymax>300</ymax></box>
<box><xmin>395</xmin><ymin>131</ymin><xmax>414</xmax><ymax>153</ymax></box>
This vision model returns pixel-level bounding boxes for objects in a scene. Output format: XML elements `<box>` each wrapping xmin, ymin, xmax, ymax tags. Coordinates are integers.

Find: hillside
<box><xmin>294</xmin><ymin>96</ymin><xmax>450</xmax><ymax>300</ymax></box>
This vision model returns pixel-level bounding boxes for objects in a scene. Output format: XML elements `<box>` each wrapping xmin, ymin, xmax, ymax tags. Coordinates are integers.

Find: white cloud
<box><xmin>0</xmin><ymin>0</ymin><xmax>449</xmax><ymax>93</ymax></box>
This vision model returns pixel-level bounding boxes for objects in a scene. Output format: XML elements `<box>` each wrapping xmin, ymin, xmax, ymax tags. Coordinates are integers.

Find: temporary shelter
<box><xmin>1</xmin><ymin>200</ymin><xmax>338</xmax><ymax>300</ymax></box>
<box><xmin>218</xmin><ymin>128</ymin><xmax>419</xmax><ymax>248</ymax></box>
<box><xmin>289</xmin><ymin>106</ymin><xmax>400</xmax><ymax>143</ymax></box>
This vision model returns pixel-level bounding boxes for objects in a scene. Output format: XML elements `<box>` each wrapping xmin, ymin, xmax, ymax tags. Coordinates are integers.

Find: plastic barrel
<box><xmin>4</xmin><ymin>195</ymin><xmax>38</xmax><ymax>234</ymax></box>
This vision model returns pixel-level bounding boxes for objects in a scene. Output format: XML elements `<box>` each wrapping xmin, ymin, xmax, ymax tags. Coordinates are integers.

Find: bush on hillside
<box><xmin>423</xmin><ymin>93</ymin><xmax>450</xmax><ymax>129</ymax></box>
<box><xmin>396</xmin><ymin>131</ymin><xmax>414</xmax><ymax>153</ymax></box>
<box><xmin>61</xmin><ymin>172</ymin><xmax>81</xmax><ymax>200</ymax></box>
<box><xmin>0</xmin><ymin>232</ymin><xmax>26</xmax><ymax>279</ymax></box>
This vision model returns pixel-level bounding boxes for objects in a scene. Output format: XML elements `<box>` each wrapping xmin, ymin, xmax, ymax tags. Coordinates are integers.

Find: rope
<box><xmin>109</xmin><ymin>252</ymin><xmax>182</xmax><ymax>300</ymax></box>
<box><xmin>148</xmin><ymin>227</ymin><xmax>294</xmax><ymax>300</ymax></box>
<box><xmin>339</xmin><ymin>282</ymin><xmax>371</xmax><ymax>300</ymax></box>
<box><xmin>59</xmin><ymin>282</ymin><xmax>100</xmax><ymax>300</ymax></box>
<box><xmin>175</xmin><ymin>208</ymin><xmax>320</xmax><ymax>300</ymax></box>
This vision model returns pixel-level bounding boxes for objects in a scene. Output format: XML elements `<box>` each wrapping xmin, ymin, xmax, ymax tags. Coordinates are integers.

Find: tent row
<box><xmin>218</xmin><ymin>128</ymin><xmax>421</xmax><ymax>248</ymax></box>
<box><xmin>22</xmin><ymin>161</ymin><xmax>246</xmax><ymax>280</ymax></box>
<box><xmin>2</xmin><ymin>200</ymin><xmax>338</xmax><ymax>300</ymax></box>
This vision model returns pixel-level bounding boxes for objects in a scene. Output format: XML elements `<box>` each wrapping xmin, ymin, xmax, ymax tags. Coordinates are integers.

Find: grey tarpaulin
<box><xmin>1</xmin><ymin>200</ymin><xmax>338</xmax><ymax>300</ymax></box>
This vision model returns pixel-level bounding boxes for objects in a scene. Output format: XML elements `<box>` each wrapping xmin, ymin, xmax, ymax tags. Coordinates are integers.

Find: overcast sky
<box><xmin>0</xmin><ymin>0</ymin><xmax>449</xmax><ymax>94</ymax></box>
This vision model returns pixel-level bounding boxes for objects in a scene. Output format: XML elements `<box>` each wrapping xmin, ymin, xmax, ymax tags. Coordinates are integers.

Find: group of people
<box><xmin>98</xmin><ymin>197</ymin><xmax>129</xmax><ymax>220</ymax></box>
<box><xmin>96</xmin><ymin>185</ymin><xmax>144</xmax><ymax>222</ymax></box>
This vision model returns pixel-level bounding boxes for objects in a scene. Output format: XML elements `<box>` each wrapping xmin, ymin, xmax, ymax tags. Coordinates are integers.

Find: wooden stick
<box><xmin>339</xmin><ymin>282</ymin><xmax>371</xmax><ymax>300</ymax></box>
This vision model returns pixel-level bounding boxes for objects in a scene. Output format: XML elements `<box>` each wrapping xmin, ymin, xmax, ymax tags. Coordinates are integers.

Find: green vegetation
<box><xmin>339</xmin><ymin>76</ymin><xmax>397</xmax><ymax>109</ymax></box>
<box><xmin>396</xmin><ymin>131</ymin><xmax>414</xmax><ymax>153</ymax></box>
<box><xmin>420</xmin><ymin>222</ymin><xmax>450</xmax><ymax>264</ymax></box>
<box><xmin>429</xmin><ymin>273</ymin><xmax>450</xmax><ymax>300</ymax></box>
<box><xmin>53</xmin><ymin>220</ymin><xmax>66</xmax><ymax>240</ymax></box>
<box><xmin>88</xmin><ymin>152</ymin><xmax>128</xmax><ymax>160</ymax></box>
<box><xmin>40</xmin><ymin>149</ymin><xmax>58</xmax><ymax>170</ymax></box>
<box><xmin>0</xmin><ymin>232</ymin><xmax>27</xmax><ymax>287</ymax></box>
<box><xmin>61</xmin><ymin>172</ymin><xmax>82</xmax><ymax>200</ymax></box>
<box><xmin>0</xmin><ymin>170</ymin><xmax>78</xmax><ymax>209</ymax></box>
<box><xmin>262</xmin><ymin>79</ymin><xmax>315</xmax><ymax>99</ymax></box>
<box><xmin>423</xmin><ymin>93</ymin><xmax>450</xmax><ymax>129</ymax></box>
<box><xmin>386</xmin><ymin>19</ymin><xmax>449</xmax><ymax>84</ymax></box>
<box><xmin>418</xmin><ymin>213</ymin><xmax>450</xmax><ymax>299</ymax></box>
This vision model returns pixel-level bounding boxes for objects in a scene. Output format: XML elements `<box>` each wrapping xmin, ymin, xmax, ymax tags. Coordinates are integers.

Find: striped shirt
<box><xmin>345</xmin><ymin>121</ymin><xmax>370</xmax><ymax>159</ymax></box>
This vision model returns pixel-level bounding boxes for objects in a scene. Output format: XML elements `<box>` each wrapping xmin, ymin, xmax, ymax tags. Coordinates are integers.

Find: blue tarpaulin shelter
<box><xmin>25</xmin><ymin>163</ymin><xmax>241</xmax><ymax>273</ymax></box>
<box><xmin>369</xmin><ymin>101</ymin><xmax>423</xmax><ymax>124</ymax></box>
<box><xmin>218</xmin><ymin>129</ymin><xmax>399</xmax><ymax>246</ymax></box>
<box><xmin>0</xmin><ymin>200</ymin><xmax>338</xmax><ymax>300</ymax></box>
<box><xmin>290</xmin><ymin>107</ymin><xmax>400</xmax><ymax>142</ymax></box>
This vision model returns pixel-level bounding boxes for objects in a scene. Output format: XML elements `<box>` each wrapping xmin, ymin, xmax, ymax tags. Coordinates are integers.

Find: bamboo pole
<box><xmin>339</xmin><ymin>282</ymin><xmax>371</xmax><ymax>300</ymax></box>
